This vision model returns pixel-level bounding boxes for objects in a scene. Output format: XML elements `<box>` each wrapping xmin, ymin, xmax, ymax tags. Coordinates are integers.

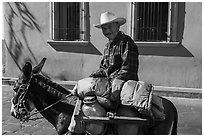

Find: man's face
<box><xmin>101</xmin><ymin>22</ymin><xmax>119</xmax><ymax>40</ymax></box>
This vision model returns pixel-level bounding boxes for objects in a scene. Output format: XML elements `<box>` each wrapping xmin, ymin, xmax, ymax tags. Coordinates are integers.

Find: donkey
<box><xmin>10</xmin><ymin>58</ymin><xmax>178</xmax><ymax>135</ymax></box>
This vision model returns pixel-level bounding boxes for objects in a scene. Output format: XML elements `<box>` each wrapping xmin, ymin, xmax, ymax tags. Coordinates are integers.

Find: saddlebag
<box><xmin>72</xmin><ymin>78</ymin><xmax>96</xmax><ymax>99</ymax></box>
<box><xmin>73</xmin><ymin>77</ymin><xmax>112</xmax><ymax>109</ymax></box>
<box><xmin>120</xmin><ymin>80</ymin><xmax>165</xmax><ymax>120</ymax></box>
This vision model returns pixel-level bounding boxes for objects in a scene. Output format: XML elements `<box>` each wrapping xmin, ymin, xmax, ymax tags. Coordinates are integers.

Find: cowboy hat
<box><xmin>94</xmin><ymin>12</ymin><xmax>126</xmax><ymax>29</ymax></box>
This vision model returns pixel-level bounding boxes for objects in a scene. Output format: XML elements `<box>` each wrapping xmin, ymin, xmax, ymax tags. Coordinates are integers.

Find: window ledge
<box><xmin>135</xmin><ymin>42</ymin><xmax>180</xmax><ymax>48</ymax></box>
<box><xmin>47</xmin><ymin>40</ymin><xmax>90</xmax><ymax>46</ymax></box>
<box><xmin>47</xmin><ymin>40</ymin><xmax>102</xmax><ymax>55</ymax></box>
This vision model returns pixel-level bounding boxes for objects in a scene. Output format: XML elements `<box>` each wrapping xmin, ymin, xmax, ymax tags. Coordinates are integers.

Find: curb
<box><xmin>2</xmin><ymin>77</ymin><xmax>202</xmax><ymax>99</ymax></box>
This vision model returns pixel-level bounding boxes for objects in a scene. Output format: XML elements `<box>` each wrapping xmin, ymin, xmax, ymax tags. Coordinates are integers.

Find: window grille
<box><xmin>63</xmin><ymin>2</ymin><xmax>80</xmax><ymax>40</ymax></box>
<box><xmin>52</xmin><ymin>2</ymin><xmax>90</xmax><ymax>41</ymax></box>
<box><xmin>133</xmin><ymin>2</ymin><xmax>169</xmax><ymax>42</ymax></box>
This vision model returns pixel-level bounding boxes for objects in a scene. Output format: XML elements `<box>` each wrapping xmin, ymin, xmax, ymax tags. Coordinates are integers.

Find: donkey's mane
<box><xmin>32</xmin><ymin>74</ymin><xmax>72</xmax><ymax>100</ymax></box>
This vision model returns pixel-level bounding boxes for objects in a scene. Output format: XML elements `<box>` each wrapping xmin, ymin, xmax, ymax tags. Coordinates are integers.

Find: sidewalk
<box><xmin>2</xmin><ymin>77</ymin><xmax>202</xmax><ymax>99</ymax></box>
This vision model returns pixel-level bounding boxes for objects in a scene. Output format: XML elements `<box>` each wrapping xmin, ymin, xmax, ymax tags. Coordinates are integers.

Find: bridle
<box><xmin>13</xmin><ymin>73</ymin><xmax>33</xmax><ymax>122</ymax></box>
<box><xmin>13</xmin><ymin>73</ymin><xmax>72</xmax><ymax>122</ymax></box>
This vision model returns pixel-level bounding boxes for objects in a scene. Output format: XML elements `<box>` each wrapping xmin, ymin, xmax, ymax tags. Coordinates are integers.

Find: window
<box><xmin>51</xmin><ymin>2</ymin><xmax>90</xmax><ymax>41</ymax></box>
<box><xmin>130</xmin><ymin>2</ymin><xmax>179</xmax><ymax>43</ymax></box>
<box><xmin>48</xmin><ymin>2</ymin><xmax>101</xmax><ymax>55</ymax></box>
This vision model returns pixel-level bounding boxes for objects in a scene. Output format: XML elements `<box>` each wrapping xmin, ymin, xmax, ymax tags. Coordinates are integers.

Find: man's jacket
<box><xmin>90</xmin><ymin>31</ymin><xmax>139</xmax><ymax>81</ymax></box>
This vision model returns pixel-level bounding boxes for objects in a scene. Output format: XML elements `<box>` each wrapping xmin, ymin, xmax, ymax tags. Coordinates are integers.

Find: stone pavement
<box><xmin>2</xmin><ymin>85</ymin><xmax>202</xmax><ymax>135</ymax></box>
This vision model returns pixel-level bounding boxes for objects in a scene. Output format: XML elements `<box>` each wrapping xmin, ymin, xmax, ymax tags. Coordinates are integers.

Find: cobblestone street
<box><xmin>2</xmin><ymin>85</ymin><xmax>202</xmax><ymax>135</ymax></box>
<box><xmin>2</xmin><ymin>86</ymin><xmax>57</xmax><ymax>135</ymax></box>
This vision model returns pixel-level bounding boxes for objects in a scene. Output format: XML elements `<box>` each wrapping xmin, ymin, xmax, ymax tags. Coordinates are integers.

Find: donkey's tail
<box><xmin>171</xmin><ymin>105</ymin><xmax>178</xmax><ymax>135</ymax></box>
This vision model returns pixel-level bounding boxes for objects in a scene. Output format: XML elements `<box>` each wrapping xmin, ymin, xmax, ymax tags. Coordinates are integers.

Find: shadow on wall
<box><xmin>138</xmin><ymin>43</ymin><xmax>194</xmax><ymax>57</ymax></box>
<box><xmin>4</xmin><ymin>2</ymin><xmax>41</xmax><ymax>71</ymax></box>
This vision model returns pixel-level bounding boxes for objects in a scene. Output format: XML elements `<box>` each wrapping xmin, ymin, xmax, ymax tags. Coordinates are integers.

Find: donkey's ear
<box><xmin>22</xmin><ymin>62</ymin><xmax>32</xmax><ymax>77</ymax></box>
<box><xmin>32</xmin><ymin>58</ymin><xmax>46</xmax><ymax>74</ymax></box>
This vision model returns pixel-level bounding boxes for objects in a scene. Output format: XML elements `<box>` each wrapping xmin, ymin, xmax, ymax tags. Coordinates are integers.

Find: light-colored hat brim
<box><xmin>94</xmin><ymin>17</ymin><xmax>126</xmax><ymax>29</ymax></box>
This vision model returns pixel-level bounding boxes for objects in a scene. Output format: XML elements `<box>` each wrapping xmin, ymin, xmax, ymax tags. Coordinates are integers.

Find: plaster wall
<box><xmin>3</xmin><ymin>2</ymin><xmax>202</xmax><ymax>88</ymax></box>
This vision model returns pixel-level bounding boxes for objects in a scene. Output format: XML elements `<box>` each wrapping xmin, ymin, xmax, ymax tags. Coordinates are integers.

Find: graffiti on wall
<box><xmin>4</xmin><ymin>2</ymin><xmax>41</xmax><ymax>71</ymax></box>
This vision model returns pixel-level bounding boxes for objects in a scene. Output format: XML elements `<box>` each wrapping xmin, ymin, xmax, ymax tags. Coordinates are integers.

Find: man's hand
<box><xmin>89</xmin><ymin>70</ymin><xmax>107</xmax><ymax>78</ymax></box>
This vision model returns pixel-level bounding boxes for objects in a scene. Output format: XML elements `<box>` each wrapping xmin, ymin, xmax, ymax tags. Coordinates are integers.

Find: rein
<box><xmin>28</xmin><ymin>93</ymin><xmax>72</xmax><ymax>119</ymax></box>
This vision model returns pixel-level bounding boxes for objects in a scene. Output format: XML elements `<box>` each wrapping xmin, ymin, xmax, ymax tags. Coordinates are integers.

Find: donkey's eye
<box><xmin>13</xmin><ymin>81</ymin><xmax>19</xmax><ymax>92</ymax></box>
<box><xmin>13</xmin><ymin>88</ymin><xmax>18</xmax><ymax>92</ymax></box>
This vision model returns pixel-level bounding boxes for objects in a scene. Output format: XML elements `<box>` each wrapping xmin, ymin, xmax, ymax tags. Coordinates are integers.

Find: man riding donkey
<box><xmin>67</xmin><ymin>11</ymin><xmax>139</xmax><ymax>134</ymax></box>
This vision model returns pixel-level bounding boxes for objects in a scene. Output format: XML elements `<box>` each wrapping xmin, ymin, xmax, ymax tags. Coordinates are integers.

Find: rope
<box><xmin>27</xmin><ymin>93</ymin><xmax>73</xmax><ymax>119</ymax></box>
